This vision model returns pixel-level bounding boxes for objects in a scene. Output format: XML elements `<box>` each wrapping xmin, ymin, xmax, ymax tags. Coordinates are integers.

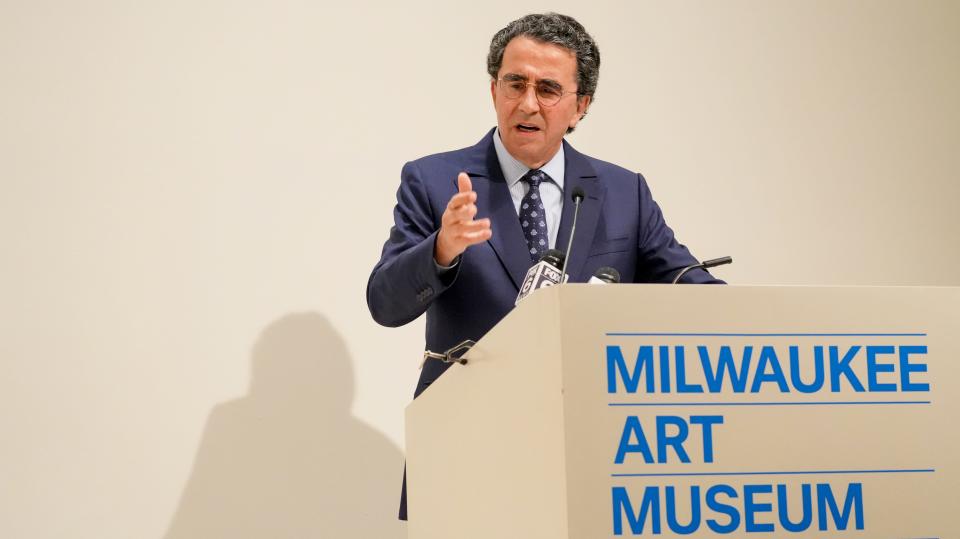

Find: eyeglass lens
<box><xmin>500</xmin><ymin>80</ymin><xmax>565</xmax><ymax>106</ymax></box>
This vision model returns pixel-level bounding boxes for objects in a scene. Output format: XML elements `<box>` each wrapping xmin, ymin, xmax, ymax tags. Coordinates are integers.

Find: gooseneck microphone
<box><xmin>515</xmin><ymin>249</ymin><xmax>566</xmax><ymax>305</ymax></box>
<box><xmin>560</xmin><ymin>186</ymin><xmax>587</xmax><ymax>285</ymax></box>
<box><xmin>589</xmin><ymin>266</ymin><xmax>621</xmax><ymax>284</ymax></box>
<box><xmin>671</xmin><ymin>256</ymin><xmax>733</xmax><ymax>284</ymax></box>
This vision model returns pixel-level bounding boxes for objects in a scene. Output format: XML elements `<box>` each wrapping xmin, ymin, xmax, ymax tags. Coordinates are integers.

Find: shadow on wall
<box><xmin>164</xmin><ymin>312</ymin><xmax>405</xmax><ymax>539</ymax></box>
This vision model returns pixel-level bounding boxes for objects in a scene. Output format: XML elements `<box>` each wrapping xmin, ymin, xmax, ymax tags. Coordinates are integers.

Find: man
<box><xmin>367</xmin><ymin>13</ymin><xmax>723</xmax><ymax>520</ymax></box>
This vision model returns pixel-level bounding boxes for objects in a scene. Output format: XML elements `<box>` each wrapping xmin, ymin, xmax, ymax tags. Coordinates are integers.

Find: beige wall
<box><xmin>1</xmin><ymin>1</ymin><xmax>957</xmax><ymax>537</ymax></box>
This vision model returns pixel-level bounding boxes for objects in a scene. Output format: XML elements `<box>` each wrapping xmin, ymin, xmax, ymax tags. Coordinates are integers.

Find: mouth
<box><xmin>516</xmin><ymin>123</ymin><xmax>541</xmax><ymax>133</ymax></box>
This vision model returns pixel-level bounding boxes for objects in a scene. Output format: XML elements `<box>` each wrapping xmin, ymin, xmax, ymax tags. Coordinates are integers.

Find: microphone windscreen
<box><xmin>571</xmin><ymin>186</ymin><xmax>586</xmax><ymax>202</ymax></box>
<box><xmin>540</xmin><ymin>248</ymin><xmax>565</xmax><ymax>268</ymax></box>
<box><xmin>515</xmin><ymin>251</ymin><xmax>565</xmax><ymax>305</ymax></box>
<box><xmin>592</xmin><ymin>266</ymin><xmax>621</xmax><ymax>284</ymax></box>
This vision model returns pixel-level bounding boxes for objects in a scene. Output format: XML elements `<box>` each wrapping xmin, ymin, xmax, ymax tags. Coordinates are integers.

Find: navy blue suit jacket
<box><xmin>367</xmin><ymin>129</ymin><xmax>721</xmax><ymax>519</ymax></box>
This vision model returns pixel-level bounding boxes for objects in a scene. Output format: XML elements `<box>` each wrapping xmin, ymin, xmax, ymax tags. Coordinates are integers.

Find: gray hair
<box><xmin>487</xmin><ymin>13</ymin><xmax>600</xmax><ymax>103</ymax></box>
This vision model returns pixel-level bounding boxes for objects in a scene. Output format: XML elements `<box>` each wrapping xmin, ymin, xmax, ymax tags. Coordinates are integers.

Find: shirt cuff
<box><xmin>434</xmin><ymin>255</ymin><xmax>461</xmax><ymax>274</ymax></box>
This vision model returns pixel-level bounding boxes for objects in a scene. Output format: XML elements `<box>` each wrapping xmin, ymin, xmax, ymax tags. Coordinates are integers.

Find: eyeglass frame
<box><xmin>495</xmin><ymin>75</ymin><xmax>581</xmax><ymax>107</ymax></box>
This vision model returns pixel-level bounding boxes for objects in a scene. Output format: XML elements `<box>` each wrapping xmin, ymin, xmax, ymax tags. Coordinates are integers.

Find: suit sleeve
<box><xmin>634</xmin><ymin>173</ymin><xmax>725</xmax><ymax>284</ymax></box>
<box><xmin>367</xmin><ymin>160</ymin><xmax>460</xmax><ymax>327</ymax></box>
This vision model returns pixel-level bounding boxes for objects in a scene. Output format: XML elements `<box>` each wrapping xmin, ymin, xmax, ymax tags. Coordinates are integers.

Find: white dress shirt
<box><xmin>493</xmin><ymin>128</ymin><xmax>565</xmax><ymax>249</ymax></box>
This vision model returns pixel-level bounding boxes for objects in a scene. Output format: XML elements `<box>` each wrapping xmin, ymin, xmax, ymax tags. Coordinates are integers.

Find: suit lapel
<box><xmin>556</xmin><ymin>140</ymin><xmax>605</xmax><ymax>282</ymax></box>
<box><xmin>463</xmin><ymin>130</ymin><xmax>531</xmax><ymax>290</ymax></box>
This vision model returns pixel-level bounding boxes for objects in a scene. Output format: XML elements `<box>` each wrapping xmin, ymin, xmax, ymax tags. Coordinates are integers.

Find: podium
<box><xmin>405</xmin><ymin>285</ymin><xmax>960</xmax><ymax>538</ymax></box>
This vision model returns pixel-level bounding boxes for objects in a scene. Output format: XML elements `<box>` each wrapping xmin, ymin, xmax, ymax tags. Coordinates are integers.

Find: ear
<box><xmin>569</xmin><ymin>95</ymin><xmax>592</xmax><ymax>130</ymax></box>
<box><xmin>490</xmin><ymin>79</ymin><xmax>497</xmax><ymax>105</ymax></box>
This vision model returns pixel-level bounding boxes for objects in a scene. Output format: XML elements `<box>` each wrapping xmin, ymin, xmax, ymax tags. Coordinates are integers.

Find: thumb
<box><xmin>457</xmin><ymin>172</ymin><xmax>472</xmax><ymax>193</ymax></box>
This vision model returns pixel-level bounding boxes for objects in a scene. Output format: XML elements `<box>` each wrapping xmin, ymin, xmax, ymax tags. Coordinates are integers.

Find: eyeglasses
<box><xmin>496</xmin><ymin>77</ymin><xmax>578</xmax><ymax>107</ymax></box>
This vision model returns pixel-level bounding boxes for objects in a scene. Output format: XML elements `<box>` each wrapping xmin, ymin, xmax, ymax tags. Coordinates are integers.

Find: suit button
<box><xmin>416</xmin><ymin>287</ymin><xmax>434</xmax><ymax>302</ymax></box>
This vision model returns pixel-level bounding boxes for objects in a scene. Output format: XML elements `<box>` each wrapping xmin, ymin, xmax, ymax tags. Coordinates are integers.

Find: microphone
<box><xmin>588</xmin><ymin>266</ymin><xmax>621</xmax><ymax>284</ymax></box>
<box><xmin>560</xmin><ymin>186</ymin><xmax>586</xmax><ymax>285</ymax></box>
<box><xmin>515</xmin><ymin>249</ymin><xmax>566</xmax><ymax>305</ymax></box>
<box><xmin>671</xmin><ymin>256</ymin><xmax>733</xmax><ymax>284</ymax></box>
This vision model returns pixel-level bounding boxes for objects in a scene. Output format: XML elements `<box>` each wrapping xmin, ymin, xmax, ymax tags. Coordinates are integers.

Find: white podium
<box><xmin>406</xmin><ymin>285</ymin><xmax>959</xmax><ymax>538</ymax></box>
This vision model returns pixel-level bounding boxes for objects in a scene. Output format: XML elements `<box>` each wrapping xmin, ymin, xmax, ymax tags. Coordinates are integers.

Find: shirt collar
<box><xmin>493</xmin><ymin>127</ymin><xmax>565</xmax><ymax>189</ymax></box>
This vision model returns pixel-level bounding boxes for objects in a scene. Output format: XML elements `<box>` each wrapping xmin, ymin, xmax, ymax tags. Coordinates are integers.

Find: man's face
<box><xmin>491</xmin><ymin>36</ymin><xmax>591</xmax><ymax>170</ymax></box>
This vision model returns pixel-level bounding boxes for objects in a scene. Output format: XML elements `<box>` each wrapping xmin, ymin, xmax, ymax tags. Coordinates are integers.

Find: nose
<box><xmin>518</xmin><ymin>84</ymin><xmax>540</xmax><ymax>114</ymax></box>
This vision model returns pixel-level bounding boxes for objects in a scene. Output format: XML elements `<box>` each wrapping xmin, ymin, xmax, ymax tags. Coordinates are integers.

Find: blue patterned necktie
<box><xmin>519</xmin><ymin>169</ymin><xmax>551</xmax><ymax>262</ymax></box>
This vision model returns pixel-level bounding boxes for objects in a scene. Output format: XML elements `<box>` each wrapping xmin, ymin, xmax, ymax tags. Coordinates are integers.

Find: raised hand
<box><xmin>434</xmin><ymin>172</ymin><xmax>493</xmax><ymax>266</ymax></box>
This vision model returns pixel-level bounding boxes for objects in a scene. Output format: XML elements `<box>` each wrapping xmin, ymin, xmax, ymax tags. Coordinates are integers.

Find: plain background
<box><xmin>2</xmin><ymin>1</ymin><xmax>958</xmax><ymax>537</ymax></box>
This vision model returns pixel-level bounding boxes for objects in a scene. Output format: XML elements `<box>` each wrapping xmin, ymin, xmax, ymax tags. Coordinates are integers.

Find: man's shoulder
<box><xmin>566</xmin><ymin>142</ymin><xmax>646</xmax><ymax>186</ymax></box>
<box><xmin>588</xmin><ymin>155</ymin><xmax>640</xmax><ymax>179</ymax></box>
<box><xmin>407</xmin><ymin>146</ymin><xmax>469</xmax><ymax>169</ymax></box>
<box><xmin>404</xmin><ymin>129</ymin><xmax>494</xmax><ymax>174</ymax></box>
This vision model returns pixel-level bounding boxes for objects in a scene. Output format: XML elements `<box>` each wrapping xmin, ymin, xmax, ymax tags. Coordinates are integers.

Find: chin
<box><xmin>514</xmin><ymin>149</ymin><xmax>545</xmax><ymax>168</ymax></box>
<box><xmin>503</xmin><ymin>132</ymin><xmax>557</xmax><ymax>166</ymax></box>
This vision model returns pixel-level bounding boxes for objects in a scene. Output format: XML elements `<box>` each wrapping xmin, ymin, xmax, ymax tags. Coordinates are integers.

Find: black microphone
<box><xmin>560</xmin><ymin>186</ymin><xmax>586</xmax><ymax>285</ymax></box>
<box><xmin>589</xmin><ymin>266</ymin><xmax>621</xmax><ymax>284</ymax></box>
<box><xmin>515</xmin><ymin>249</ymin><xmax>566</xmax><ymax>305</ymax></box>
<box><xmin>671</xmin><ymin>256</ymin><xmax>733</xmax><ymax>284</ymax></box>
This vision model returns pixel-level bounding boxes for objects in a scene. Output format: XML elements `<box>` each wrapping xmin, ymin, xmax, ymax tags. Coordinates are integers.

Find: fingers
<box><xmin>458</xmin><ymin>218</ymin><xmax>491</xmax><ymax>233</ymax></box>
<box><xmin>434</xmin><ymin>174</ymin><xmax>490</xmax><ymax>265</ymax></box>
<box><xmin>456</xmin><ymin>219</ymin><xmax>492</xmax><ymax>245</ymax></box>
<box><xmin>445</xmin><ymin>172</ymin><xmax>479</xmax><ymax>221</ymax></box>
<box><xmin>457</xmin><ymin>172</ymin><xmax>472</xmax><ymax>193</ymax></box>
<box><xmin>434</xmin><ymin>217</ymin><xmax>490</xmax><ymax>265</ymax></box>
<box><xmin>446</xmin><ymin>190</ymin><xmax>476</xmax><ymax>212</ymax></box>
<box><xmin>445</xmin><ymin>201</ymin><xmax>477</xmax><ymax>223</ymax></box>
<box><xmin>448</xmin><ymin>173</ymin><xmax>476</xmax><ymax>209</ymax></box>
